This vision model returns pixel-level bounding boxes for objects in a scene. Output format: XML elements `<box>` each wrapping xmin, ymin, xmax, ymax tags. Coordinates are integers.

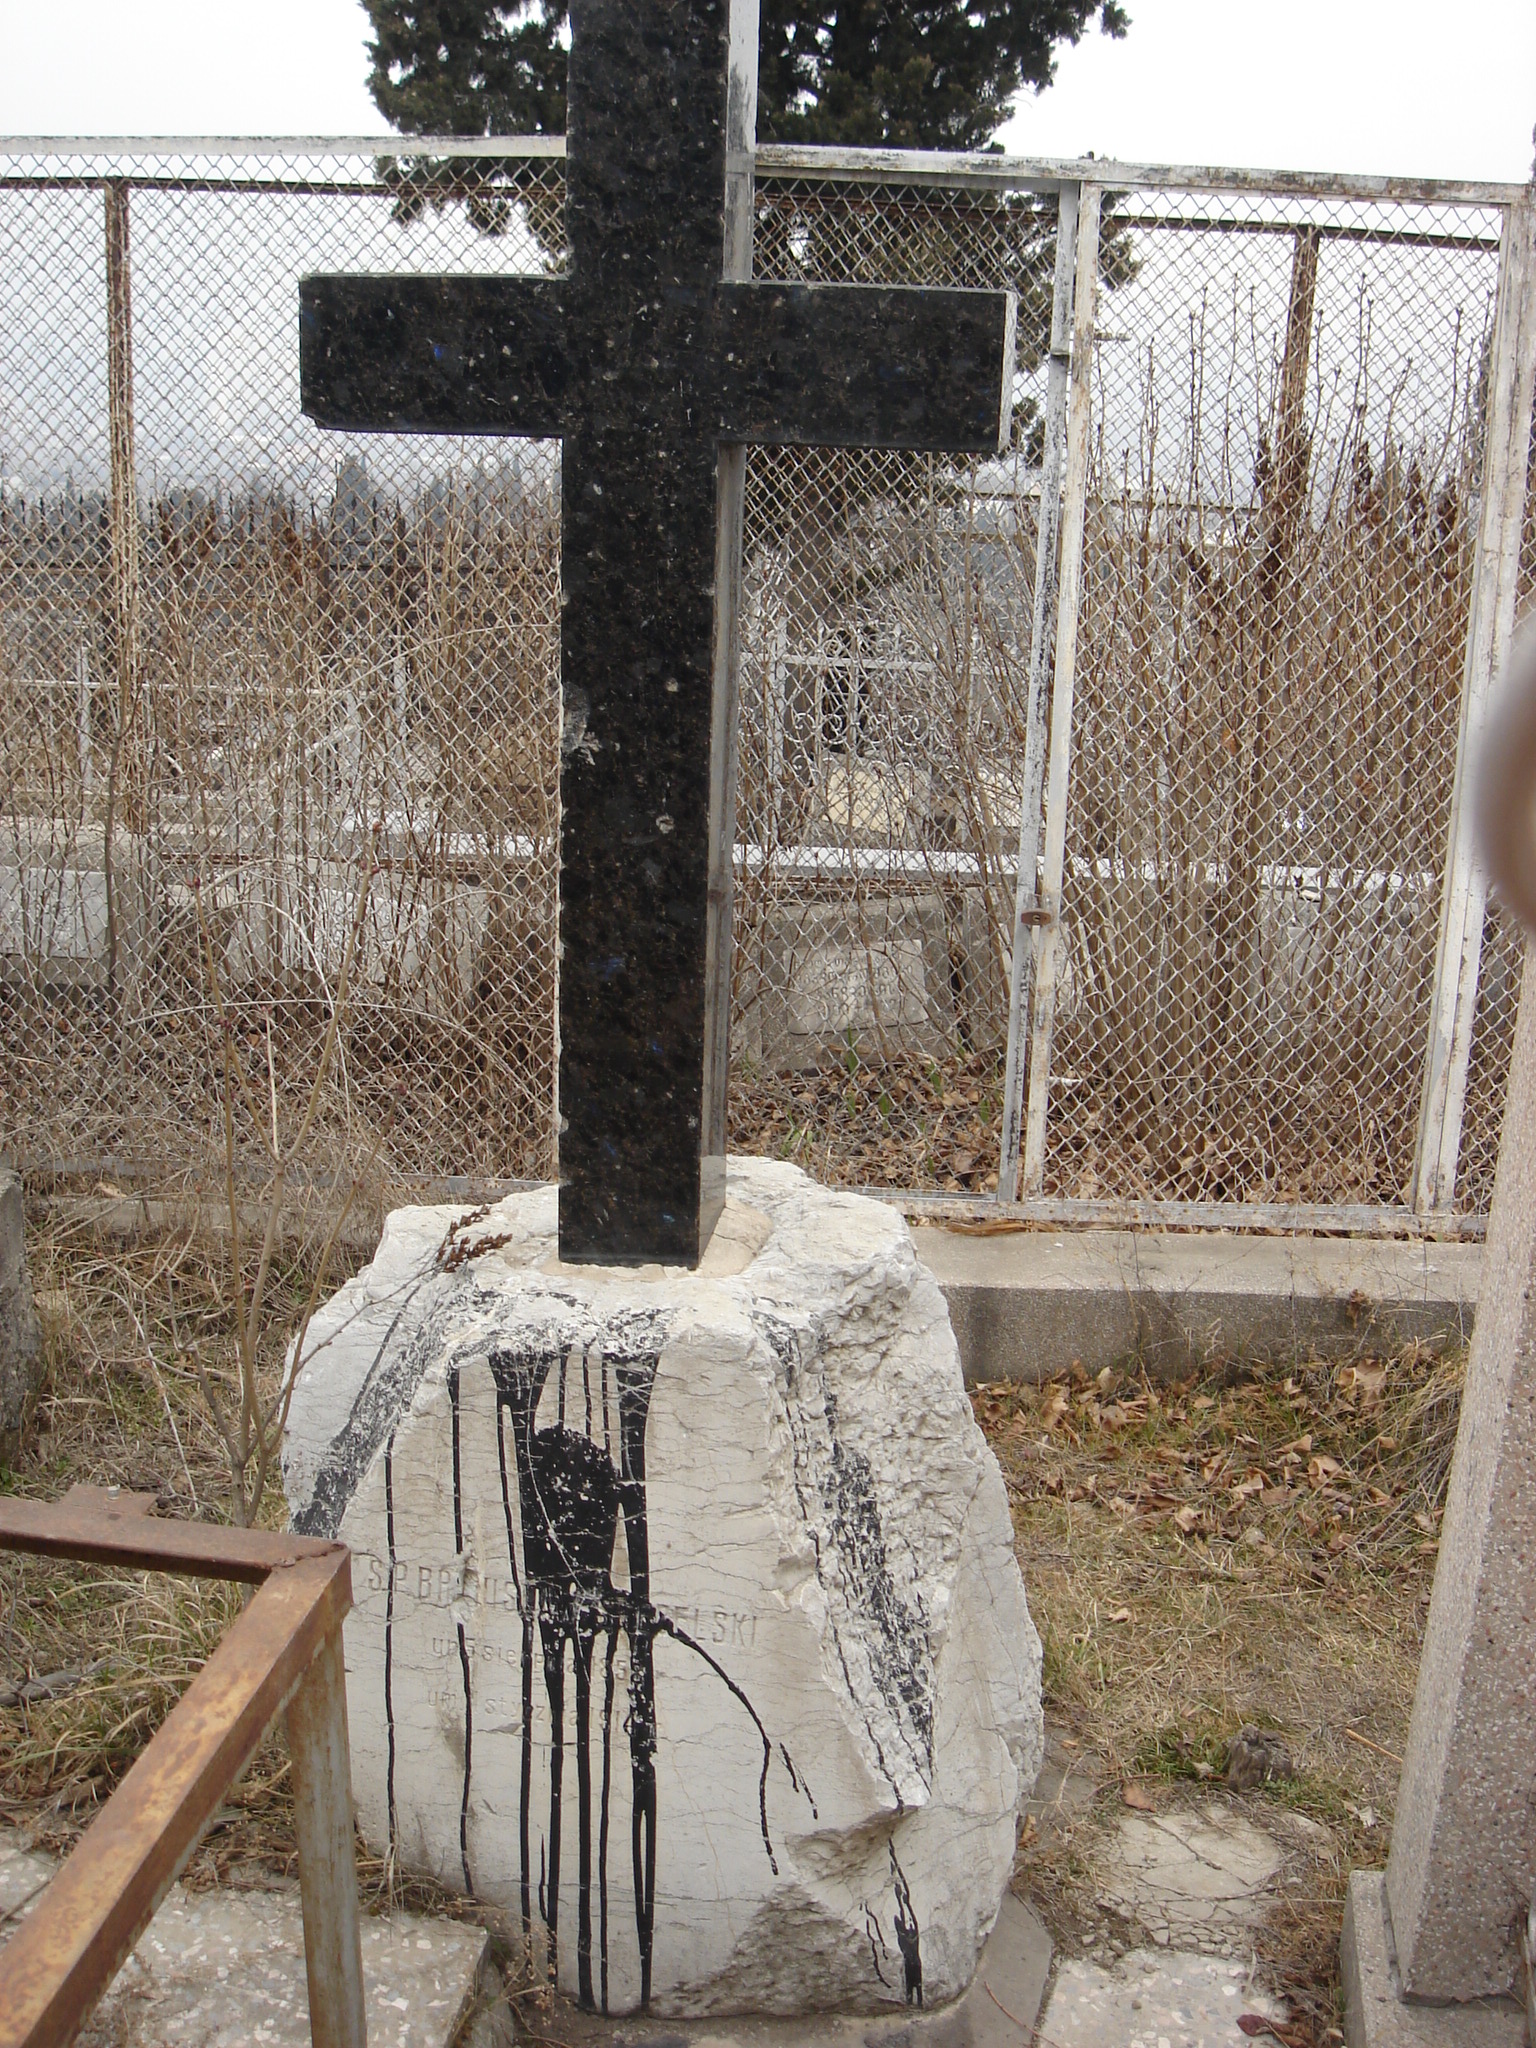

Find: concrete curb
<box><xmin>912</xmin><ymin>1226</ymin><xmax>1480</xmax><ymax>1382</ymax></box>
<box><xmin>23</xmin><ymin>1184</ymin><xmax>1481</xmax><ymax>1386</ymax></box>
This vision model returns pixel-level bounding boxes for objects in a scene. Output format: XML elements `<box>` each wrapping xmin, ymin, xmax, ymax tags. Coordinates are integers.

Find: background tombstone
<box><xmin>742</xmin><ymin>894</ymin><xmax>956</xmax><ymax>1074</ymax></box>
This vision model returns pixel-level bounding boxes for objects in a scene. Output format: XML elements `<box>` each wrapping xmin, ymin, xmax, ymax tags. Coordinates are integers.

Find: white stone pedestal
<box><xmin>283</xmin><ymin>1158</ymin><xmax>1041</xmax><ymax>2019</ymax></box>
<box><xmin>1341</xmin><ymin>943</ymin><xmax>1536</xmax><ymax>2046</ymax></box>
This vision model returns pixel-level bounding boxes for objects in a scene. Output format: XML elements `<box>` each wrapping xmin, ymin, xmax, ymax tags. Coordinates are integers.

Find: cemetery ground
<box><xmin>0</xmin><ymin>1204</ymin><xmax>1460</xmax><ymax>2045</ymax></box>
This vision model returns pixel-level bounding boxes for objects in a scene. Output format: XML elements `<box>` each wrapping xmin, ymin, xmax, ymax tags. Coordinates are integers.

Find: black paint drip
<box><xmin>890</xmin><ymin>1842</ymin><xmax>923</xmax><ymax>2007</ymax></box>
<box><xmin>449</xmin><ymin>1370</ymin><xmax>475</xmax><ymax>1898</ymax></box>
<box><xmin>456</xmin><ymin>1323</ymin><xmax>801</xmax><ymax>2013</ymax></box>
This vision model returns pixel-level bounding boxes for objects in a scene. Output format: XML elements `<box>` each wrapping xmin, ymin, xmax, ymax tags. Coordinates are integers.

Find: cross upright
<box><xmin>300</xmin><ymin>0</ymin><xmax>1017</xmax><ymax>1267</ymax></box>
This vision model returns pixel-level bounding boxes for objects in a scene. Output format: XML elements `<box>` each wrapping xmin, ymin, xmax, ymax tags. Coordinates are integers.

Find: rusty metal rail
<box><xmin>0</xmin><ymin>1484</ymin><xmax>366</xmax><ymax>2048</ymax></box>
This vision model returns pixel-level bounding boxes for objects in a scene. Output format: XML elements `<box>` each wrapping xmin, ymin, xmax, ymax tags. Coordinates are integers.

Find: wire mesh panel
<box><xmin>0</xmin><ymin>147</ymin><xmax>564</xmax><ymax>1200</ymax></box>
<box><xmin>730</xmin><ymin>178</ymin><xmax>1062</xmax><ymax>1192</ymax></box>
<box><xmin>1047</xmin><ymin>191</ymin><xmax>1506</xmax><ymax>1205</ymax></box>
<box><xmin>0</xmin><ymin>145</ymin><xmax>1527</xmax><ymax>1223</ymax></box>
<box><xmin>1456</xmin><ymin>390</ymin><xmax>1536</xmax><ymax>1211</ymax></box>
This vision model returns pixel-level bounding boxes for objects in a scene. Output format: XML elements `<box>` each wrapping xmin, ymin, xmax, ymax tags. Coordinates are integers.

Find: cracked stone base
<box><xmin>1342</xmin><ymin>1873</ymin><xmax>1524</xmax><ymax>2048</ymax></box>
<box><xmin>1098</xmin><ymin>1804</ymin><xmax>1284</xmax><ymax>1950</ymax></box>
<box><xmin>537</xmin><ymin>1892</ymin><xmax>1052</xmax><ymax>2046</ymax></box>
<box><xmin>284</xmin><ymin>1157</ymin><xmax>1042</xmax><ymax>2018</ymax></box>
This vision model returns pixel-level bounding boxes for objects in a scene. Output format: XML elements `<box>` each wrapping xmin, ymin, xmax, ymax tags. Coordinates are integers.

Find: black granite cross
<box><xmin>300</xmin><ymin>0</ymin><xmax>1016</xmax><ymax>1267</ymax></box>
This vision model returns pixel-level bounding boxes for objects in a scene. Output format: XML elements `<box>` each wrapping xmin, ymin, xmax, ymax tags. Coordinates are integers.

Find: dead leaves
<box><xmin>1040</xmin><ymin>1387</ymin><xmax>1070</xmax><ymax>1434</ymax></box>
<box><xmin>976</xmin><ymin>1352</ymin><xmax>1461</xmax><ymax>1578</ymax></box>
<box><xmin>1237</xmin><ymin>2017</ymin><xmax>1311</xmax><ymax>2046</ymax></box>
<box><xmin>1340</xmin><ymin>1362</ymin><xmax>1388</xmax><ymax>1404</ymax></box>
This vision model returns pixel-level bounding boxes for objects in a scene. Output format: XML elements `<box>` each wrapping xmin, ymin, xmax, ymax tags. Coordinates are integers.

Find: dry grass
<box><xmin>0</xmin><ymin>1206</ymin><xmax>368</xmax><ymax>1881</ymax></box>
<box><xmin>981</xmin><ymin>1342</ymin><xmax>1464</xmax><ymax>2042</ymax></box>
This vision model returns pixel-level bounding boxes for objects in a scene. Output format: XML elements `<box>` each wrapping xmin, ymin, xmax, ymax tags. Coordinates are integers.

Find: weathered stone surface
<box><xmin>539</xmin><ymin>1890</ymin><xmax>1052</xmax><ymax>2046</ymax></box>
<box><xmin>1097</xmin><ymin>1804</ymin><xmax>1283</xmax><ymax>1952</ymax></box>
<box><xmin>0</xmin><ymin>1169</ymin><xmax>43</xmax><ymax>1461</ymax></box>
<box><xmin>284</xmin><ymin>1157</ymin><xmax>1041</xmax><ymax>2018</ymax></box>
<box><xmin>1341</xmin><ymin>1872</ymin><xmax>1524</xmax><ymax>2048</ymax></box>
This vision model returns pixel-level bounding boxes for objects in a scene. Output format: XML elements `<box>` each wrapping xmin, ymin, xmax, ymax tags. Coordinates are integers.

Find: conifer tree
<box><xmin>361</xmin><ymin>1</ymin><xmax>1128</xmax><ymax>150</ymax></box>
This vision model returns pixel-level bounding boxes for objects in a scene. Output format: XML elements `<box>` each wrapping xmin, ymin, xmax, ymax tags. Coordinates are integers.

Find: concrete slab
<box><xmin>0</xmin><ymin>1837</ymin><xmax>488</xmax><ymax>2048</ymax></box>
<box><xmin>1038</xmin><ymin>1948</ymin><xmax>1285</xmax><ymax>2048</ymax></box>
<box><xmin>1341</xmin><ymin>1872</ymin><xmax>1523</xmax><ymax>2048</ymax></box>
<box><xmin>539</xmin><ymin>1892</ymin><xmax>1052</xmax><ymax>2047</ymax></box>
<box><xmin>912</xmin><ymin>1225</ymin><xmax>1480</xmax><ymax>1382</ymax></box>
<box><xmin>0</xmin><ymin>1831</ymin><xmax>53</xmax><ymax>1926</ymax></box>
<box><xmin>1097</xmin><ymin>1804</ymin><xmax>1284</xmax><ymax>1952</ymax></box>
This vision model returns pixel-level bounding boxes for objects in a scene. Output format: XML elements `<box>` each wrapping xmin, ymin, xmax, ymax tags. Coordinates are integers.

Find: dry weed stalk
<box><xmin>188</xmin><ymin>825</ymin><xmax>386</xmax><ymax>1526</ymax></box>
<box><xmin>0</xmin><ymin>471</ymin><xmax>561</xmax><ymax>1190</ymax></box>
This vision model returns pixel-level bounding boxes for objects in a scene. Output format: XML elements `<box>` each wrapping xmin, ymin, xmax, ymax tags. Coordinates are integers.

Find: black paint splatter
<box><xmin>293</xmin><ymin>1279</ymin><xmax>443</xmax><ymax>1539</ymax></box>
<box><xmin>823</xmin><ymin>1398</ymin><xmax>934</xmax><ymax>1760</ymax></box>
<box><xmin>753</xmin><ymin>1311</ymin><xmax>934</xmax><ymax>1798</ymax></box>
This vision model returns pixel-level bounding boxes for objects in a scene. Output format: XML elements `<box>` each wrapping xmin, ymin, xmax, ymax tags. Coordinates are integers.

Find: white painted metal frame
<box><xmin>1020</xmin><ymin>186</ymin><xmax>1102</xmax><ymax>1197</ymax></box>
<box><xmin>996</xmin><ymin>182</ymin><xmax>1079</xmax><ymax>1204</ymax></box>
<box><xmin>1</xmin><ymin>135</ymin><xmax>1519</xmax><ymax>210</ymax></box>
<box><xmin>1412</xmin><ymin>190</ymin><xmax>1536</xmax><ymax>1214</ymax></box>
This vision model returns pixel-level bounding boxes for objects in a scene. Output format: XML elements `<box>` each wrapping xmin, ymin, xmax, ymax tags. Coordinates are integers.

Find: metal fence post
<box><xmin>997</xmin><ymin>180</ymin><xmax>1080</xmax><ymax>1203</ymax></box>
<box><xmin>1412</xmin><ymin>188</ymin><xmax>1536</xmax><ymax>1214</ymax></box>
<box><xmin>102</xmin><ymin>177</ymin><xmax>143</xmax><ymax>1000</ymax></box>
<box><xmin>702</xmin><ymin>0</ymin><xmax>759</xmax><ymax>1175</ymax></box>
<box><xmin>1019</xmin><ymin>184</ymin><xmax>1102</xmax><ymax>1196</ymax></box>
<box><xmin>286</xmin><ymin>1621</ymin><xmax>368</xmax><ymax>2048</ymax></box>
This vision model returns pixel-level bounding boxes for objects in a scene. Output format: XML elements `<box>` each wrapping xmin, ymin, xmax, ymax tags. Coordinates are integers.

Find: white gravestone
<box><xmin>284</xmin><ymin>1158</ymin><xmax>1041</xmax><ymax>2020</ymax></box>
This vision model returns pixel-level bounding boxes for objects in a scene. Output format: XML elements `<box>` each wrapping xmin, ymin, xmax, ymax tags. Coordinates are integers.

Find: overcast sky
<box><xmin>0</xmin><ymin>0</ymin><xmax>1530</xmax><ymax>183</ymax></box>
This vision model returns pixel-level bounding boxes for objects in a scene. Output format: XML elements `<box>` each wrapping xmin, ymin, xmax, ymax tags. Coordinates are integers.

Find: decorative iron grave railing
<box><xmin>0</xmin><ymin>140</ymin><xmax>1531</xmax><ymax>1233</ymax></box>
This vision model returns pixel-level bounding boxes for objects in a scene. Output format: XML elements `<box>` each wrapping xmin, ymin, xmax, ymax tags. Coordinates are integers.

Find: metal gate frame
<box><xmin>0</xmin><ymin>1484</ymin><xmax>366</xmax><ymax>2048</ymax></box>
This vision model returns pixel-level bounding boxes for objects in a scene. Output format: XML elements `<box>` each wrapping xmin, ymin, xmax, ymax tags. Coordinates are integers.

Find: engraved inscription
<box><xmin>789</xmin><ymin>941</ymin><xmax>926</xmax><ymax>1037</ymax></box>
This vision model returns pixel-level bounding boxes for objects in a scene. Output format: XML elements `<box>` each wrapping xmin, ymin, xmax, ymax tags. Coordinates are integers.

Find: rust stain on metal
<box><xmin>0</xmin><ymin>1485</ymin><xmax>363</xmax><ymax>2048</ymax></box>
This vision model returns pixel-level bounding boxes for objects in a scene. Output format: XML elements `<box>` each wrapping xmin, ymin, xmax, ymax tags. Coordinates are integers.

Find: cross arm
<box><xmin>713</xmin><ymin>281</ymin><xmax>1017</xmax><ymax>454</ymax></box>
<box><xmin>299</xmin><ymin>274</ymin><xmax>569</xmax><ymax>436</ymax></box>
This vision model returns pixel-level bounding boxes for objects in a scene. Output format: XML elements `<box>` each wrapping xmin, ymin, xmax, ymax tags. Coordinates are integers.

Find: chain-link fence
<box><xmin>0</xmin><ymin>141</ymin><xmax>1530</xmax><ymax>1230</ymax></box>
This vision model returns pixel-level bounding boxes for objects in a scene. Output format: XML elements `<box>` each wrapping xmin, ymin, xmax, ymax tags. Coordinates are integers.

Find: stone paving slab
<box><xmin>0</xmin><ymin>1834</ymin><xmax>487</xmax><ymax>2047</ymax></box>
<box><xmin>1037</xmin><ymin>1948</ymin><xmax>1285</xmax><ymax>2048</ymax></box>
<box><xmin>1097</xmin><ymin>1803</ymin><xmax>1285</xmax><ymax>1951</ymax></box>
